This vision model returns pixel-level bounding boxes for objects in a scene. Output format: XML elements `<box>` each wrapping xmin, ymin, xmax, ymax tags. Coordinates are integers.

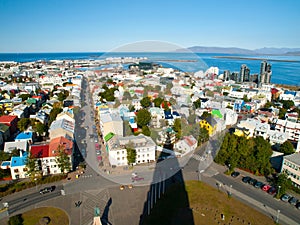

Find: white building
<box><xmin>149</xmin><ymin>107</ymin><xmax>165</xmax><ymax>128</ymax></box>
<box><xmin>281</xmin><ymin>153</ymin><xmax>300</xmax><ymax>188</ymax></box>
<box><xmin>275</xmin><ymin>119</ymin><xmax>300</xmax><ymax>141</ymax></box>
<box><xmin>10</xmin><ymin>151</ymin><xmax>29</xmax><ymax>180</ymax></box>
<box><xmin>174</xmin><ymin>135</ymin><xmax>197</xmax><ymax>155</ymax></box>
<box><xmin>107</xmin><ymin>134</ymin><xmax>156</xmax><ymax>166</ymax></box>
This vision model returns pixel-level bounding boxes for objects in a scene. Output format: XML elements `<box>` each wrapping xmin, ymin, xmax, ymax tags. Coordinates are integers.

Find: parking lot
<box><xmin>229</xmin><ymin>170</ymin><xmax>300</xmax><ymax>211</ymax></box>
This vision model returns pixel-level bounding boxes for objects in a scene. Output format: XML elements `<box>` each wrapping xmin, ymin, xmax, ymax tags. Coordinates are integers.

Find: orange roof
<box><xmin>49</xmin><ymin>136</ymin><xmax>73</xmax><ymax>157</ymax></box>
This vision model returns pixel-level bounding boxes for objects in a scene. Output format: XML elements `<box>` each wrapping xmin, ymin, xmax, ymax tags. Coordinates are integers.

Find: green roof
<box><xmin>211</xmin><ymin>109</ymin><xmax>223</xmax><ymax>119</ymax></box>
<box><xmin>26</xmin><ymin>98</ymin><xmax>37</xmax><ymax>104</ymax></box>
<box><xmin>104</xmin><ymin>132</ymin><xmax>115</xmax><ymax>142</ymax></box>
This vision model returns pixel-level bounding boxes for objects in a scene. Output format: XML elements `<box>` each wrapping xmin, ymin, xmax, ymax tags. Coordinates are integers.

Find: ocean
<box><xmin>0</xmin><ymin>52</ymin><xmax>299</xmax><ymax>86</ymax></box>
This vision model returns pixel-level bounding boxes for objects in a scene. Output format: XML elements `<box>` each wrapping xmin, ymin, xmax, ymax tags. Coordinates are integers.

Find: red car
<box><xmin>262</xmin><ymin>184</ymin><xmax>271</xmax><ymax>192</ymax></box>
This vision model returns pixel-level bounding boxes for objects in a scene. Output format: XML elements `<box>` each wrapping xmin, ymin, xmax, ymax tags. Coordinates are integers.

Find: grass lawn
<box><xmin>142</xmin><ymin>180</ymin><xmax>275</xmax><ymax>225</ymax></box>
<box><xmin>21</xmin><ymin>207</ymin><xmax>69</xmax><ymax>225</ymax></box>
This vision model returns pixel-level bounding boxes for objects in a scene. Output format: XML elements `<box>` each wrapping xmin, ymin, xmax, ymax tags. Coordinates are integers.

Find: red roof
<box><xmin>30</xmin><ymin>144</ymin><xmax>50</xmax><ymax>158</ymax></box>
<box><xmin>0</xmin><ymin>115</ymin><xmax>18</xmax><ymax>123</ymax></box>
<box><xmin>32</xmin><ymin>95</ymin><xmax>42</xmax><ymax>99</ymax></box>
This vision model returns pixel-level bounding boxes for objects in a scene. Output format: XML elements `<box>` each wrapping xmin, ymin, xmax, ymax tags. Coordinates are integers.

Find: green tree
<box><xmin>114</xmin><ymin>98</ymin><xmax>121</xmax><ymax>108</ymax></box>
<box><xmin>48</xmin><ymin>106</ymin><xmax>63</xmax><ymax>126</ymax></box>
<box><xmin>281</xmin><ymin>100</ymin><xmax>295</xmax><ymax>110</ymax></box>
<box><xmin>198</xmin><ymin>127</ymin><xmax>209</xmax><ymax>145</ymax></box>
<box><xmin>205</xmin><ymin>90</ymin><xmax>214</xmax><ymax>97</ymax></box>
<box><xmin>57</xmin><ymin>90</ymin><xmax>69</xmax><ymax>101</ymax></box>
<box><xmin>166</xmin><ymin>83</ymin><xmax>173</xmax><ymax>94</ymax></box>
<box><xmin>278</xmin><ymin>107</ymin><xmax>287</xmax><ymax>119</ymax></box>
<box><xmin>19</xmin><ymin>94</ymin><xmax>31</xmax><ymax>102</ymax></box>
<box><xmin>0</xmin><ymin>151</ymin><xmax>11</xmax><ymax>161</ymax></box>
<box><xmin>123</xmin><ymin>91</ymin><xmax>132</xmax><ymax>100</ymax></box>
<box><xmin>201</xmin><ymin>111</ymin><xmax>210</xmax><ymax>119</ymax></box>
<box><xmin>264</xmin><ymin>101</ymin><xmax>274</xmax><ymax>108</ymax></box>
<box><xmin>136</xmin><ymin>109</ymin><xmax>151</xmax><ymax>127</ymax></box>
<box><xmin>26</xmin><ymin>154</ymin><xmax>42</xmax><ymax>181</ymax></box>
<box><xmin>8</xmin><ymin>214</ymin><xmax>24</xmax><ymax>225</ymax></box>
<box><xmin>153</xmin><ymin>97</ymin><xmax>164</xmax><ymax>107</ymax></box>
<box><xmin>187</xmin><ymin>112</ymin><xmax>196</xmax><ymax>124</ymax></box>
<box><xmin>173</xmin><ymin>118</ymin><xmax>182</xmax><ymax>139</ymax></box>
<box><xmin>193</xmin><ymin>99</ymin><xmax>201</xmax><ymax>109</ymax></box>
<box><xmin>17</xmin><ymin>118</ymin><xmax>31</xmax><ymax>132</ymax></box>
<box><xmin>142</xmin><ymin>125</ymin><xmax>151</xmax><ymax>136</ymax></box>
<box><xmin>140</xmin><ymin>96</ymin><xmax>151</xmax><ymax>108</ymax></box>
<box><xmin>162</xmin><ymin>100</ymin><xmax>170</xmax><ymax>111</ymax></box>
<box><xmin>35</xmin><ymin>122</ymin><xmax>47</xmax><ymax>136</ymax></box>
<box><xmin>242</xmin><ymin>94</ymin><xmax>250</xmax><ymax>102</ymax></box>
<box><xmin>129</xmin><ymin>105</ymin><xmax>135</xmax><ymax>112</ymax></box>
<box><xmin>126</xmin><ymin>145</ymin><xmax>136</xmax><ymax>165</ymax></box>
<box><xmin>275</xmin><ymin>173</ymin><xmax>292</xmax><ymax>198</ymax></box>
<box><xmin>55</xmin><ymin>145</ymin><xmax>71</xmax><ymax>174</ymax></box>
<box><xmin>169</xmin><ymin>97</ymin><xmax>177</xmax><ymax>106</ymax></box>
<box><xmin>280</xmin><ymin>141</ymin><xmax>295</xmax><ymax>155</ymax></box>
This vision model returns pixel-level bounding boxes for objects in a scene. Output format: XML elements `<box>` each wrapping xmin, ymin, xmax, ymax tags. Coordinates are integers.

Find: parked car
<box><xmin>231</xmin><ymin>171</ymin><xmax>240</xmax><ymax>178</ymax></box>
<box><xmin>262</xmin><ymin>184</ymin><xmax>271</xmax><ymax>192</ymax></box>
<box><xmin>267</xmin><ymin>186</ymin><xmax>277</xmax><ymax>195</ymax></box>
<box><xmin>249</xmin><ymin>178</ymin><xmax>257</xmax><ymax>185</ymax></box>
<box><xmin>40</xmin><ymin>186</ymin><xmax>55</xmax><ymax>194</ymax></box>
<box><xmin>96</xmin><ymin>150</ymin><xmax>101</xmax><ymax>155</ymax></box>
<box><xmin>289</xmin><ymin>197</ymin><xmax>298</xmax><ymax>205</ymax></box>
<box><xmin>254</xmin><ymin>181</ymin><xmax>264</xmax><ymax>188</ymax></box>
<box><xmin>281</xmin><ymin>194</ymin><xmax>292</xmax><ymax>202</ymax></box>
<box><xmin>242</xmin><ymin>176</ymin><xmax>251</xmax><ymax>183</ymax></box>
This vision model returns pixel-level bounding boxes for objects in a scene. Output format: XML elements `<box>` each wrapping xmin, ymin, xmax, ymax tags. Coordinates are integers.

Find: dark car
<box><xmin>254</xmin><ymin>181</ymin><xmax>264</xmax><ymax>188</ymax></box>
<box><xmin>231</xmin><ymin>171</ymin><xmax>240</xmax><ymax>178</ymax></box>
<box><xmin>242</xmin><ymin>176</ymin><xmax>251</xmax><ymax>183</ymax></box>
<box><xmin>289</xmin><ymin>197</ymin><xmax>298</xmax><ymax>205</ymax></box>
<box><xmin>249</xmin><ymin>178</ymin><xmax>257</xmax><ymax>185</ymax></box>
<box><xmin>296</xmin><ymin>202</ymin><xmax>300</xmax><ymax>209</ymax></box>
<box><xmin>267</xmin><ymin>186</ymin><xmax>277</xmax><ymax>195</ymax></box>
<box><xmin>39</xmin><ymin>186</ymin><xmax>55</xmax><ymax>194</ymax></box>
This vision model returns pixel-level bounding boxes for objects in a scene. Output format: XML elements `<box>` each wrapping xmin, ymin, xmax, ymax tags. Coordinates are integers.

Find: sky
<box><xmin>0</xmin><ymin>0</ymin><xmax>299</xmax><ymax>52</ymax></box>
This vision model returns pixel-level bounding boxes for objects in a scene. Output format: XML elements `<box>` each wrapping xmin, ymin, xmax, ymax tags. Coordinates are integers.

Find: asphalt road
<box><xmin>6</xmin><ymin>185</ymin><xmax>63</xmax><ymax>215</ymax></box>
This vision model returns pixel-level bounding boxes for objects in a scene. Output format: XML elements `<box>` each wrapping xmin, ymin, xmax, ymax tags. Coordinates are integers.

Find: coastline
<box><xmin>213</xmin><ymin>56</ymin><xmax>300</xmax><ymax>63</ymax></box>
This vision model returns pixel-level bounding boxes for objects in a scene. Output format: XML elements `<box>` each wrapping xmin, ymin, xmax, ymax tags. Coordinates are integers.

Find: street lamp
<box><xmin>276</xmin><ymin>209</ymin><xmax>280</xmax><ymax>224</ymax></box>
<box><xmin>277</xmin><ymin>185</ymin><xmax>281</xmax><ymax>198</ymax></box>
<box><xmin>228</xmin><ymin>185</ymin><xmax>232</xmax><ymax>196</ymax></box>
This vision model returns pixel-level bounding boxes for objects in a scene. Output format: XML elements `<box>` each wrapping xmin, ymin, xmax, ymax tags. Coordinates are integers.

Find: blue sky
<box><xmin>0</xmin><ymin>0</ymin><xmax>299</xmax><ymax>52</ymax></box>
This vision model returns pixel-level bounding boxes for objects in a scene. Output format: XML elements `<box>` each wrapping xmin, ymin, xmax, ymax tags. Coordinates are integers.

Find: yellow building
<box><xmin>199</xmin><ymin>116</ymin><xmax>217</xmax><ymax>136</ymax></box>
<box><xmin>234</xmin><ymin>127</ymin><xmax>251</xmax><ymax>139</ymax></box>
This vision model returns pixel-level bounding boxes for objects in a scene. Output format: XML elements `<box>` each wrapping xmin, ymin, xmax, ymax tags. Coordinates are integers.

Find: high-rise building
<box><xmin>223</xmin><ymin>70</ymin><xmax>230</xmax><ymax>81</ymax></box>
<box><xmin>259</xmin><ymin>60</ymin><xmax>272</xmax><ymax>85</ymax></box>
<box><xmin>239</xmin><ymin>64</ymin><xmax>250</xmax><ymax>82</ymax></box>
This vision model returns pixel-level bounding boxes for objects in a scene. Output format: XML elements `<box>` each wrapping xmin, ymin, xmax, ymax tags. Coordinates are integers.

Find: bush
<box><xmin>8</xmin><ymin>214</ymin><xmax>23</xmax><ymax>225</ymax></box>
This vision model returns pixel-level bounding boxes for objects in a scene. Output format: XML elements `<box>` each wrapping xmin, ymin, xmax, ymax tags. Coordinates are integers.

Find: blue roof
<box><xmin>15</xmin><ymin>132</ymin><xmax>33</xmax><ymax>140</ymax></box>
<box><xmin>1</xmin><ymin>161</ymin><xmax>10</xmax><ymax>167</ymax></box>
<box><xmin>172</xmin><ymin>111</ymin><xmax>180</xmax><ymax>116</ymax></box>
<box><xmin>164</xmin><ymin>111</ymin><xmax>173</xmax><ymax>119</ymax></box>
<box><xmin>11</xmin><ymin>152</ymin><xmax>28</xmax><ymax>167</ymax></box>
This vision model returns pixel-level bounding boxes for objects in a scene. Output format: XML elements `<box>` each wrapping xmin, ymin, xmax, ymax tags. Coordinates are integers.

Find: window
<box><xmin>23</xmin><ymin>168</ymin><xmax>28</xmax><ymax>172</ymax></box>
<box><xmin>117</xmin><ymin>157</ymin><xmax>120</xmax><ymax>160</ymax></box>
<box><xmin>147</xmin><ymin>154</ymin><xmax>149</xmax><ymax>157</ymax></box>
<box><xmin>117</xmin><ymin>151</ymin><xmax>120</xmax><ymax>155</ymax></box>
<box><xmin>14</xmin><ymin>169</ymin><xmax>19</xmax><ymax>173</ymax></box>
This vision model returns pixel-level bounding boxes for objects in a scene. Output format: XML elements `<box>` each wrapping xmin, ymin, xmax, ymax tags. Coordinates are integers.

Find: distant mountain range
<box><xmin>176</xmin><ymin>46</ymin><xmax>300</xmax><ymax>55</ymax></box>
